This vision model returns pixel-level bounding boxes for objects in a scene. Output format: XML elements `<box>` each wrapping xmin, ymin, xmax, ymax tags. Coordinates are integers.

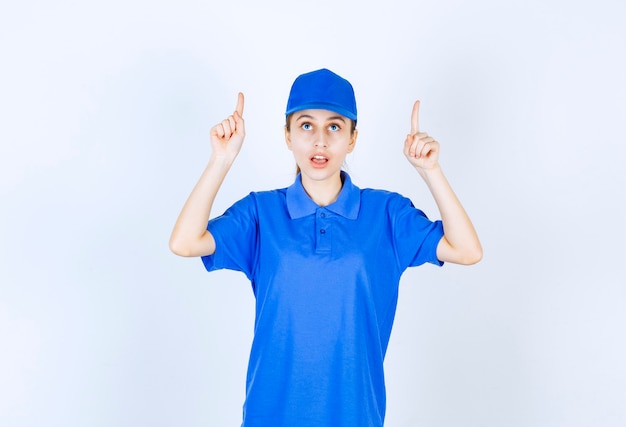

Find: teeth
<box><xmin>313</xmin><ymin>156</ymin><xmax>326</xmax><ymax>160</ymax></box>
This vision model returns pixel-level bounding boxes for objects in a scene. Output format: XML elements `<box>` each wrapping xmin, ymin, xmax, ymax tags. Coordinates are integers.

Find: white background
<box><xmin>1</xmin><ymin>1</ymin><xmax>625</xmax><ymax>426</ymax></box>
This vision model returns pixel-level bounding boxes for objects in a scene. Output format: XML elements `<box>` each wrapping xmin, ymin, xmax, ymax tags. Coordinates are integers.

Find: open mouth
<box><xmin>311</xmin><ymin>155</ymin><xmax>328</xmax><ymax>164</ymax></box>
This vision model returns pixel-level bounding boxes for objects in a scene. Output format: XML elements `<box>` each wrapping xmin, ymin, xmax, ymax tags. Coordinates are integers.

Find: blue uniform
<box><xmin>202</xmin><ymin>172</ymin><xmax>444</xmax><ymax>427</ymax></box>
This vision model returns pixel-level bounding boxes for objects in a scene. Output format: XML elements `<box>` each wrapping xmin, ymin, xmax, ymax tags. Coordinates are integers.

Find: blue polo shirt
<box><xmin>202</xmin><ymin>172</ymin><xmax>444</xmax><ymax>427</ymax></box>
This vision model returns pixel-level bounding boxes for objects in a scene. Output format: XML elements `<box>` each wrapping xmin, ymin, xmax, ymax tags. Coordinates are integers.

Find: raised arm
<box><xmin>169</xmin><ymin>93</ymin><xmax>245</xmax><ymax>257</ymax></box>
<box><xmin>403</xmin><ymin>100</ymin><xmax>482</xmax><ymax>265</ymax></box>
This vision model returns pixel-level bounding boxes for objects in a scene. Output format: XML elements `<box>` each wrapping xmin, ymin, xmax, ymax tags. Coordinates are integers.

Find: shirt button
<box><xmin>320</xmin><ymin>212</ymin><xmax>326</xmax><ymax>218</ymax></box>
<box><xmin>320</xmin><ymin>229</ymin><xmax>326</xmax><ymax>234</ymax></box>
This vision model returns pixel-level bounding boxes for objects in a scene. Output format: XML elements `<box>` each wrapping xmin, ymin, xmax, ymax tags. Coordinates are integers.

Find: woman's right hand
<box><xmin>210</xmin><ymin>92</ymin><xmax>245</xmax><ymax>159</ymax></box>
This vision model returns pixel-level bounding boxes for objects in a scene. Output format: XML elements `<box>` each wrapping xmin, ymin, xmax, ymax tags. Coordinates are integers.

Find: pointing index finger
<box><xmin>411</xmin><ymin>100</ymin><xmax>420</xmax><ymax>134</ymax></box>
<box><xmin>235</xmin><ymin>92</ymin><xmax>244</xmax><ymax>117</ymax></box>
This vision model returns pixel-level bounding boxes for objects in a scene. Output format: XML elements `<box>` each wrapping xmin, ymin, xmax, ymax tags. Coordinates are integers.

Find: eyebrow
<box><xmin>295</xmin><ymin>113</ymin><xmax>347</xmax><ymax>123</ymax></box>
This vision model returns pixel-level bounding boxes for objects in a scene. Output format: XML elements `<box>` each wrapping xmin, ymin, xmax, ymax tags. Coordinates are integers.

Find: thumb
<box><xmin>403</xmin><ymin>134</ymin><xmax>414</xmax><ymax>155</ymax></box>
<box><xmin>233</xmin><ymin>110</ymin><xmax>245</xmax><ymax>135</ymax></box>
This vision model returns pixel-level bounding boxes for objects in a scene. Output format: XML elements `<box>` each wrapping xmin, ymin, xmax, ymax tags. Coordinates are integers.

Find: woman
<box><xmin>170</xmin><ymin>68</ymin><xmax>482</xmax><ymax>426</ymax></box>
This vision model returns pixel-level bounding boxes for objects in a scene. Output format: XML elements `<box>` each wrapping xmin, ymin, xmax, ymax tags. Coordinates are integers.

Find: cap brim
<box><xmin>285</xmin><ymin>102</ymin><xmax>357</xmax><ymax>121</ymax></box>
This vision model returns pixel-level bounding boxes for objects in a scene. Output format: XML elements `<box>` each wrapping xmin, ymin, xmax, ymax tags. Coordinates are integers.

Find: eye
<box><xmin>301</xmin><ymin>123</ymin><xmax>312</xmax><ymax>131</ymax></box>
<box><xmin>328</xmin><ymin>124</ymin><xmax>340</xmax><ymax>132</ymax></box>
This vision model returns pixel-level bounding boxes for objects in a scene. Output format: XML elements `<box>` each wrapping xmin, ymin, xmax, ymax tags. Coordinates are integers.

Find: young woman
<box><xmin>170</xmin><ymin>68</ymin><xmax>482</xmax><ymax>427</ymax></box>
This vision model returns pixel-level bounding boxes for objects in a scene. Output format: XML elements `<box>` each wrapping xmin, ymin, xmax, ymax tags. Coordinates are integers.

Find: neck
<box><xmin>301</xmin><ymin>172</ymin><xmax>343</xmax><ymax>207</ymax></box>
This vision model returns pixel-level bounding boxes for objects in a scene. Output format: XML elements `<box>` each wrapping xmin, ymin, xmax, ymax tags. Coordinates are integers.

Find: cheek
<box><xmin>288</xmin><ymin>138</ymin><xmax>310</xmax><ymax>156</ymax></box>
<box><xmin>329</xmin><ymin>132</ymin><xmax>353</xmax><ymax>148</ymax></box>
<box><xmin>291</xmin><ymin>130</ymin><xmax>315</xmax><ymax>146</ymax></box>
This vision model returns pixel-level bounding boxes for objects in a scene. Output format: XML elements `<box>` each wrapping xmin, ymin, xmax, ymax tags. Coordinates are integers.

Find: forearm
<box><xmin>418</xmin><ymin>165</ymin><xmax>482</xmax><ymax>264</ymax></box>
<box><xmin>169</xmin><ymin>154</ymin><xmax>235</xmax><ymax>257</ymax></box>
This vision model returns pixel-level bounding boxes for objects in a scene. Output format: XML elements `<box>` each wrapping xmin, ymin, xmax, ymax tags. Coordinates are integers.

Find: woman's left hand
<box><xmin>403</xmin><ymin>100</ymin><xmax>440</xmax><ymax>171</ymax></box>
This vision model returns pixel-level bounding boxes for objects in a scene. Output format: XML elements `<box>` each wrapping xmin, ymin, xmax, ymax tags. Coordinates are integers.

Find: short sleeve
<box><xmin>391</xmin><ymin>194</ymin><xmax>444</xmax><ymax>269</ymax></box>
<box><xmin>201</xmin><ymin>194</ymin><xmax>259</xmax><ymax>279</ymax></box>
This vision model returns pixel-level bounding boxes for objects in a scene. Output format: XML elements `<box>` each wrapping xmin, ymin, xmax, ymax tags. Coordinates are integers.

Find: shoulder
<box><xmin>231</xmin><ymin>188</ymin><xmax>289</xmax><ymax>217</ymax></box>
<box><xmin>360</xmin><ymin>187</ymin><xmax>412</xmax><ymax>206</ymax></box>
<box><xmin>358</xmin><ymin>187</ymin><xmax>429</xmax><ymax>221</ymax></box>
<box><xmin>250</xmin><ymin>186</ymin><xmax>288</xmax><ymax>197</ymax></box>
<box><xmin>247</xmin><ymin>187</ymin><xmax>289</xmax><ymax>205</ymax></box>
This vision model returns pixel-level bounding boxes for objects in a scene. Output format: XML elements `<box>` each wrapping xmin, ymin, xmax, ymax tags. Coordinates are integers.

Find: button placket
<box><xmin>315</xmin><ymin>208</ymin><xmax>331</xmax><ymax>253</ymax></box>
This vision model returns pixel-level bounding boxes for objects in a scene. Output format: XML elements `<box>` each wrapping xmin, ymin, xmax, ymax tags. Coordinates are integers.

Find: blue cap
<box><xmin>285</xmin><ymin>68</ymin><xmax>357</xmax><ymax>121</ymax></box>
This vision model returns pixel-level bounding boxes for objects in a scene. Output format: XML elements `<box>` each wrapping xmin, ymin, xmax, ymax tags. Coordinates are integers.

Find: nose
<box><xmin>314</xmin><ymin>131</ymin><xmax>328</xmax><ymax>148</ymax></box>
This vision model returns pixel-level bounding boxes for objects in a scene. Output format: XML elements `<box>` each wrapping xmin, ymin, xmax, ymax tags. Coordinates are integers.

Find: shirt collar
<box><xmin>286</xmin><ymin>171</ymin><xmax>361</xmax><ymax>220</ymax></box>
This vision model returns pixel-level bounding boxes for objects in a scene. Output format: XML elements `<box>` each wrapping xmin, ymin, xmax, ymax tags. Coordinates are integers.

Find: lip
<box><xmin>310</xmin><ymin>153</ymin><xmax>329</xmax><ymax>168</ymax></box>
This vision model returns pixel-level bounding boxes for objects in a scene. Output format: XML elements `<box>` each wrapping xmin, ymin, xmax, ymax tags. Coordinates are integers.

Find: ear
<box><xmin>284</xmin><ymin>127</ymin><xmax>293</xmax><ymax>150</ymax></box>
<box><xmin>347</xmin><ymin>129</ymin><xmax>358</xmax><ymax>153</ymax></box>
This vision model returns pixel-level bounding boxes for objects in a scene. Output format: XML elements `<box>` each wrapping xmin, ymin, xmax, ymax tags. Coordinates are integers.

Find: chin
<box><xmin>301</xmin><ymin>168</ymin><xmax>341</xmax><ymax>182</ymax></box>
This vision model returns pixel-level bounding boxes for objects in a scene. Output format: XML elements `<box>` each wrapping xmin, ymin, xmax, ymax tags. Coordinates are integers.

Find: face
<box><xmin>285</xmin><ymin>109</ymin><xmax>357</xmax><ymax>184</ymax></box>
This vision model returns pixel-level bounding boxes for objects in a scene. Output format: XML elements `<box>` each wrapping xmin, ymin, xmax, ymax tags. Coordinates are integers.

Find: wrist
<box><xmin>209</xmin><ymin>152</ymin><xmax>237</xmax><ymax>169</ymax></box>
<box><xmin>415</xmin><ymin>163</ymin><xmax>442</xmax><ymax>180</ymax></box>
